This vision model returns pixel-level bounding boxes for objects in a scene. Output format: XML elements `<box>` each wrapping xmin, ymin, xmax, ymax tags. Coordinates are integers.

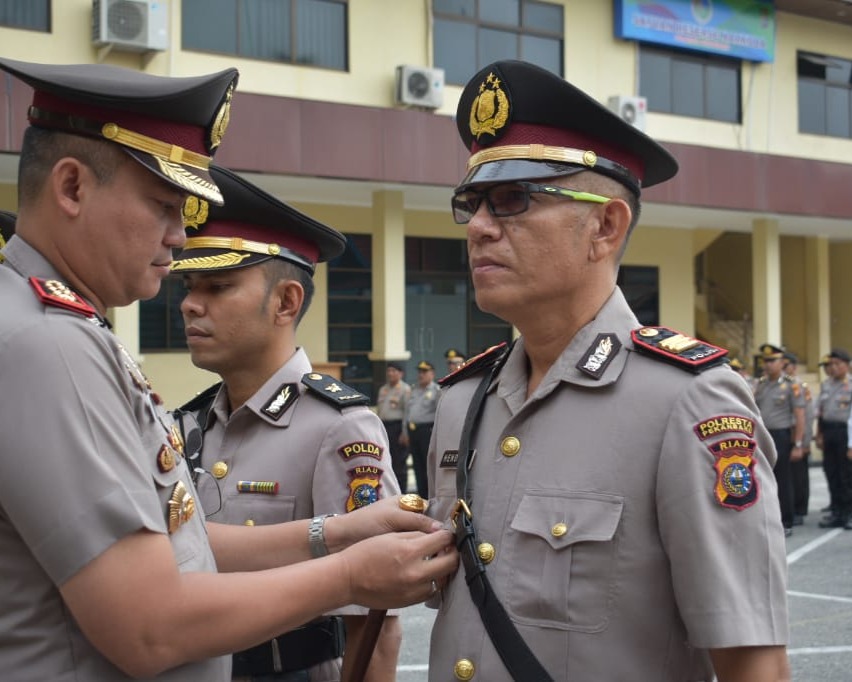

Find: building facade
<box><xmin>1</xmin><ymin>0</ymin><xmax>851</xmax><ymax>404</ymax></box>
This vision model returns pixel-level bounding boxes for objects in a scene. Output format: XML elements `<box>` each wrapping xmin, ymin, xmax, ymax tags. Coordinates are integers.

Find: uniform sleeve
<box><xmin>311</xmin><ymin>405</ymin><xmax>398</xmax><ymax>616</ymax></box>
<box><xmin>0</xmin><ymin>319</ymin><xmax>166</xmax><ymax>586</ymax></box>
<box><xmin>656</xmin><ymin>368</ymin><xmax>788</xmax><ymax>649</ymax></box>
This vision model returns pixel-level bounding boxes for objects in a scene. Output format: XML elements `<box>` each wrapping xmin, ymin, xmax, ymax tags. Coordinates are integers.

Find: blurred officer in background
<box><xmin>426</xmin><ymin>60</ymin><xmax>788</xmax><ymax>681</ymax></box>
<box><xmin>0</xmin><ymin>57</ymin><xmax>455</xmax><ymax>681</ymax></box>
<box><xmin>445</xmin><ymin>348</ymin><xmax>466</xmax><ymax>375</ymax></box>
<box><xmin>173</xmin><ymin>166</ymin><xmax>402</xmax><ymax>681</ymax></box>
<box><xmin>816</xmin><ymin>348</ymin><xmax>852</xmax><ymax>529</ymax></box>
<box><xmin>754</xmin><ymin>343</ymin><xmax>805</xmax><ymax>536</ymax></box>
<box><xmin>782</xmin><ymin>352</ymin><xmax>813</xmax><ymax>525</ymax></box>
<box><xmin>376</xmin><ymin>362</ymin><xmax>412</xmax><ymax>489</ymax></box>
<box><xmin>401</xmin><ymin>360</ymin><xmax>440</xmax><ymax>498</ymax></box>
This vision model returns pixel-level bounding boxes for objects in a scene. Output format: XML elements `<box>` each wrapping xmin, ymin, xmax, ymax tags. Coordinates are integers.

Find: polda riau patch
<box><xmin>338</xmin><ymin>441</ymin><xmax>384</xmax><ymax>462</ymax></box>
<box><xmin>577</xmin><ymin>333</ymin><xmax>621</xmax><ymax>379</ymax></box>
<box><xmin>346</xmin><ymin>465</ymin><xmax>383</xmax><ymax>512</ymax></box>
<box><xmin>709</xmin><ymin>437</ymin><xmax>759</xmax><ymax>511</ymax></box>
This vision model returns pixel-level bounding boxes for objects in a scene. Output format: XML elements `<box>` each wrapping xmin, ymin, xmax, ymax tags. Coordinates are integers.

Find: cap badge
<box><xmin>209</xmin><ymin>81</ymin><xmax>235</xmax><ymax>151</ymax></box>
<box><xmin>182</xmin><ymin>196</ymin><xmax>209</xmax><ymax>229</ymax></box>
<box><xmin>469</xmin><ymin>72</ymin><xmax>509</xmax><ymax>143</ymax></box>
<box><xmin>167</xmin><ymin>481</ymin><xmax>196</xmax><ymax>533</ymax></box>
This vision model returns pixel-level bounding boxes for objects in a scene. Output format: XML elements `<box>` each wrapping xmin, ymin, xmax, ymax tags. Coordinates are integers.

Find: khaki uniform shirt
<box><xmin>0</xmin><ymin>237</ymin><xmax>226</xmax><ymax>681</ymax></box>
<box><xmin>427</xmin><ymin>289</ymin><xmax>787</xmax><ymax>682</ymax></box>
<box><xmin>193</xmin><ymin>349</ymin><xmax>398</xmax><ymax>681</ymax></box>
<box><xmin>404</xmin><ymin>380</ymin><xmax>440</xmax><ymax>435</ymax></box>
<box><xmin>818</xmin><ymin>374</ymin><xmax>852</xmax><ymax>424</ymax></box>
<box><xmin>376</xmin><ymin>381</ymin><xmax>411</xmax><ymax>421</ymax></box>
<box><xmin>754</xmin><ymin>375</ymin><xmax>807</xmax><ymax>430</ymax></box>
<box><xmin>802</xmin><ymin>382</ymin><xmax>815</xmax><ymax>447</ymax></box>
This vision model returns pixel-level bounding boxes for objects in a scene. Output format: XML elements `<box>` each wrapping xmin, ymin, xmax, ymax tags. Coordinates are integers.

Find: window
<box><xmin>182</xmin><ymin>0</ymin><xmax>347</xmax><ymax>70</ymax></box>
<box><xmin>433</xmin><ymin>0</ymin><xmax>563</xmax><ymax>85</ymax></box>
<box><xmin>140</xmin><ymin>275</ymin><xmax>188</xmax><ymax>351</ymax></box>
<box><xmin>328</xmin><ymin>234</ymin><xmax>373</xmax><ymax>396</ymax></box>
<box><xmin>0</xmin><ymin>0</ymin><xmax>49</xmax><ymax>31</ymax></box>
<box><xmin>798</xmin><ymin>51</ymin><xmax>852</xmax><ymax>139</ymax></box>
<box><xmin>405</xmin><ymin>237</ymin><xmax>512</xmax><ymax>374</ymax></box>
<box><xmin>639</xmin><ymin>45</ymin><xmax>740</xmax><ymax>123</ymax></box>
<box><xmin>618</xmin><ymin>266</ymin><xmax>658</xmax><ymax>326</ymax></box>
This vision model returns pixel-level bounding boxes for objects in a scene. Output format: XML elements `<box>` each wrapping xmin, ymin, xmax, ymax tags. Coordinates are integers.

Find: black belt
<box><xmin>232</xmin><ymin>616</ymin><xmax>345</xmax><ymax>677</ymax></box>
<box><xmin>821</xmin><ymin>421</ymin><xmax>848</xmax><ymax>428</ymax></box>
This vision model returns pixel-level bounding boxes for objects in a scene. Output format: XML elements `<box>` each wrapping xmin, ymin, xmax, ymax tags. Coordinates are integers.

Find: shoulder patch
<box><xmin>438</xmin><ymin>342</ymin><xmax>509</xmax><ymax>387</ymax></box>
<box><xmin>631</xmin><ymin>326</ymin><xmax>728</xmax><ymax>373</ymax></box>
<box><xmin>29</xmin><ymin>277</ymin><xmax>97</xmax><ymax>318</ymax></box>
<box><xmin>709</xmin><ymin>437</ymin><xmax>759</xmax><ymax>511</ymax></box>
<box><xmin>261</xmin><ymin>382</ymin><xmax>300</xmax><ymax>420</ymax></box>
<box><xmin>302</xmin><ymin>373</ymin><xmax>369</xmax><ymax>408</ymax></box>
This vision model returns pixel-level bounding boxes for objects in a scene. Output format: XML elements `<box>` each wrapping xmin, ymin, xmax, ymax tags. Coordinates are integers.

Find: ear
<box><xmin>273</xmin><ymin>279</ymin><xmax>305</xmax><ymax>326</ymax></box>
<box><xmin>588</xmin><ymin>198</ymin><xmax>632</xmax><ymax>263</ymax></box>
<box><xmin>50</xmin><ymin>158</ymin><xmax>88</xmax><ymax>219</ymax></box>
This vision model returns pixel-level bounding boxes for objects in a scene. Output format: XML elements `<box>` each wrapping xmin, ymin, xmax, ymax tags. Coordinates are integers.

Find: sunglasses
<box><xmin>451</xmin><ymin>181</ymin><xmax>611</xmax><ymax>224</ymax></box>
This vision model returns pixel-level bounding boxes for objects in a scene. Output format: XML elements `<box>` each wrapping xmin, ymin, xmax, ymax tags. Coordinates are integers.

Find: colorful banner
<box><xmin>614</xmin><ymin>0</ymin><xmax>775</xmax><ymax>62</ymax></box>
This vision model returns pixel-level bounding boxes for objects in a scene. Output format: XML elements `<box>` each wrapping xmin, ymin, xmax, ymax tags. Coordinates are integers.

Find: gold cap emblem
<box><xmin>182</xmin><ymin>196</ymin><xmax>209</xmax><ymax>229</ymax></box>
<box><xmin>209</xmin><ymin>81</ymin><xmax>234</xmax><ymax>151</ymax></box>
<box><xmin>469</xmin><ymin>72</ymin><xmax>509</xmax><ymax>142</ymax></box>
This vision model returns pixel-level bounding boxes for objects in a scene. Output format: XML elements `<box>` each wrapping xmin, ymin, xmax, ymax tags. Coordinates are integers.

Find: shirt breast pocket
<box><xmin>506</xmin><ymin>491</ymin><xmax>623</xmax><ymax>632</ymax></box>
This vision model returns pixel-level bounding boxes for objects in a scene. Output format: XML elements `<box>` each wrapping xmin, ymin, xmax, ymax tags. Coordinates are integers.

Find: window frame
<box><xmin>797</xmin><ymin>50</ymin><xmax>852</xmax><ymax>140</ymax></box>
<box><xmin>0</xmin><ymin>0</ymin><xmax>50</xmax><ymax>32</ymax></box>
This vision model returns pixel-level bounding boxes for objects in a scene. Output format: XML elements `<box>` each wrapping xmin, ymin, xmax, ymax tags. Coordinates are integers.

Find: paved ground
<box><xmin>393</xmin><ymin>466</ymin><xmax>852</xmax><ymax>680</ymax></box>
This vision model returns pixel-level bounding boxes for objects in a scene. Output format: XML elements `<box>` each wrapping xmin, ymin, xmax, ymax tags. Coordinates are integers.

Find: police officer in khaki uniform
<box><xmin>816</xmin><ymin>348</ymin><xmax>852</xmax><ymax>528</ymax></box>
<box><xmin>782</xmin><ymin>352</ymin><xmax>814</xmax><ymax>525</ymax></box>
<box><xmin>0</xmin><ymin>58</ymin><xmax>456</xmax><ymax>681</ymax></box>
<box><xmin>754</xmin><ymin>343</ymin><xmax>806</xmax><ymax>535</ymax></box>
<box><xmin>427</xmin><ymin>60</ymin><xmax>789</xmax><ymax>681</ymax></box>
<box><xmin>173</xmin><ymin>166</ymin><xmax>402</xmax><ymax>682</ymax></box>
<box><xmin>376</xmin><ymin>363</ymin><xmax>412</xmax><ymax>488</ymax></box>
<box><xmin>445</xmin><ymin>348</ymin><xmax>466</xmax><ymax>375</ymax></box>
<box><xmin>401</xmin><ymin>360</ymin><xmax>440</xmax><ymax>498</ymax></box>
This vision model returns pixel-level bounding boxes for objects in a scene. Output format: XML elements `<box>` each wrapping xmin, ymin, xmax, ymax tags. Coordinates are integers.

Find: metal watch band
<box><xmin>308</xmin><ymin>514</ymin><xmax>335</xmax><ymax>558</ymax></box>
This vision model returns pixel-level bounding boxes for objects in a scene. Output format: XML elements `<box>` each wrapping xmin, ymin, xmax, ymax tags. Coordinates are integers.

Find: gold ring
<box><xmin>399</xmin><ymin>493</ymin><xmax>427</xmax><ymax>514</ymax></box>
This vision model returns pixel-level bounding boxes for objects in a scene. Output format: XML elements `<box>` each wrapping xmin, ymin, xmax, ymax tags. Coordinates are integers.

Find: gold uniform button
<box><xmin>551</xmin><ymin>522</ymin><xmax>568</xmax><ymax>537</ymax></box>
<box><xmin>500</xmin><ymin>436</ymin><xmax>520</xmax><ymax>457</ymax></box>
<box><xmin>477</xmin><ymin>542</ymin><xmax>495</xmax><ymax>564</ymax></box>
<box><xmin>211</xmin><ymin>461</ymin><xmax>228</xmax><ymax>479</ymax></box>
<box><xmin>454</xmin><ymin>658</ymin><xmax>475</xmax><ymax>680</ymax></box>
<box><xmin>244</xmin><ymin>519</ymin><xmax>255</xmax><ymax>526</ymax></box>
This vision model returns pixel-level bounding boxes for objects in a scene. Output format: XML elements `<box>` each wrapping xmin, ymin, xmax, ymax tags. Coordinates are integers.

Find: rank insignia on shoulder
<box><xmin>631</xmin><ymin>326</ymin><xmax>727</xmax><ymax>372</ymax></box>
<box><xmin>29</xmin><ymin>277</ymin><xmax>96</xmax><ymax>318</ymax></box>
<box><xmin>346</xmin><ymin>465</ymin><xmax>383</xmax><ymax>511</ymax></box>
<box><xmin>577</xmin><ymin>333</ymin><xmax>621</xmax><ymax>379</ymax></box>
<box><xmin>302</xmin><ymin>373</ymin><xmax>369</xmax><ymax>408</ymax></box>
<box><xmin>439</xmin><ymin>342</ymin><xmax>509</xmax><ymax>387</ymax></box>
<box><xmin>709</xmin><ymin>438</ymin><xmax>759</xmax><ymax>510</ymax></box>
<box><xmin>261</xmin><ymin>382</ymin><xmax>299</xmax><ymax>420</ymax></box>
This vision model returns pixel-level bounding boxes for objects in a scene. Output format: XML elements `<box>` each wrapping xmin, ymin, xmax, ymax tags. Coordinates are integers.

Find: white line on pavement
<box><xmin>787</xmin><ymin>589</ymin><xmax>852</xmax><ymax>605</ymax></box>
<box><xmin>787</xmin><ymin>528</ymin><xmax>844</xmax><ymax>565</ymax></box>
<box><xmin>788</xmin><ymin>646</ymin><xmax>852</xmax><ymax>656</ymax></box>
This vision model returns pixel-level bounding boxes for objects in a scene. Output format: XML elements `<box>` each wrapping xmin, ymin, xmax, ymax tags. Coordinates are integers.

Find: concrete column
<box><xmin>110</xmin><ymin>301</ymin><xmax>141</xmax><ymax>360</ymax></box>
<box><xmin>804</xmin><ymin>236</ymin><xmax>830</xmax><ymax>371</ymax></box>
<box><xmin>751</xmin><ymin>219</ymin><xmax>781</xmax><ymax>353</ymax></box>
<box><xmin>368</xmin><ymin>190</ymin><xmax>410</xmax><ymax>363</ymax></box>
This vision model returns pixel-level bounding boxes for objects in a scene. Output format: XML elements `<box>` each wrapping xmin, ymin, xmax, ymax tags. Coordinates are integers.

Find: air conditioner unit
<box><xmin>607</xmin><ymin>95</ymin><xmax>647</xmax><ymax>132</ymax></box>
<box><xmin>93</xmin><ymin>0</ymin><xmax>168</xmax><ymax>52</ymax></box>
<box><xmin>395</xmin><ymin>65</ymin><xmax>445</xmax><ymax>110</ymax></box>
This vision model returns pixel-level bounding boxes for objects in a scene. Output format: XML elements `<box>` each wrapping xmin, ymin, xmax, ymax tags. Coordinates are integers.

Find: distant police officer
<box><xmin>376</xmin><ymin>363</ymin><xmax>412</xmax><ymax>488</ymax></box>
<box><xmin>754</xmin><ymin>343</ymin><xmax>806</xmax><ymax>535</ymax></box>
<box><xmin>816</xmin><ymin>348</ymin><xmax>852</xmax><ymax>529</ymax></box>
<box><xmin>783</xmin><ymin>352</ymin><xmax>814</xmax><ymax>524</ymax></box>
<box><xmin>427</xmin><ymin>60</ymin><xmax>788</xmax><ymax>681</ymax></box>
<box><xmin>445</xmin><ymin>348</ymin><xmax>466</xmax><ymax>375</ymax></box>
<box><xmin>0</xmin><ymin>58</ymin><xmax>455</xmax><ymax>681</ymax></box>
<box><xmin>173</xmin><ymin>166</ymin><xmax>402</xmax><ymax>681</ymax></box>
<box><xmin>401</xmin><ymin>360</ymin><xmax>440</xmax><ymax>498</ymax></box>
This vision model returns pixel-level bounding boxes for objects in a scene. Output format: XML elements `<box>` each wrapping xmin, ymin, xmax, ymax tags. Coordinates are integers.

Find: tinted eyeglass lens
<box><xmin>488</xmin><ymin>185</ymin><xmax>529</xmax><ymax>217</ymax></box>
<box><xmin>451</xmin><ymin>191</ymin><xmax>481</xmax><ymax>224</ymax></box>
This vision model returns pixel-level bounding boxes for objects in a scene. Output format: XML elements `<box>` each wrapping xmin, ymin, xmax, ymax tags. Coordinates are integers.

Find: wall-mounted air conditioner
<box><xmin>395</xmin><ymin>65</ymin><xmax>445</xmax><ymax>110</ymax></box>
<box><xmin>93</xmin><ymin>0</ymin><xmax>168</xmax><ymax>52</ymax></box>
<box><xmin>607</xmin><ymin>95</ymin><xmax>647</xmax><ymax>132</ymax></box>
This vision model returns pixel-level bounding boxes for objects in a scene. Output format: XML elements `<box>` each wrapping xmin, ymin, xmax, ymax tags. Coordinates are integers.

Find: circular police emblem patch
<box><xmin>722</xmin><ymin>462</ymin><xmax>753</xmax><ymax>498</ymax></box>
<box><xmin>352</xmin><ymin>483</ymin><xmax>379</xmax><ymax>508</ymax></box>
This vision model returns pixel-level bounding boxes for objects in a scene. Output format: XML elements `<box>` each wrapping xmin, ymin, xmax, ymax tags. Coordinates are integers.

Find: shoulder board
<box><xmin>301</xmin><ymin>373</ymin><xmax>369</xmax><ymax>409</ymax></box>
<box><xmin>631</xmin><ymin>326</ymin><xmax>728</xmax><ymax>373</ymax></box>
<box><xmin>177</xmin><ymin>382</ymin><xmax>222</xmax><ymax>413</ymax></box>
<box><xmin>439</xmin><ymin>342</ymin><xmax>509</xmax><ymax>387</ymax></box>
<box><xmin>29</xmin><ymin>276</ymin><xmax>96</xmax><ymax>318</ymax></box>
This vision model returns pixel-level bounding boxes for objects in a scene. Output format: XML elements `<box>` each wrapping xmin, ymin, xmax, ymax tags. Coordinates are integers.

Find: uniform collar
<box><xmin>494</xmin><ymin>287</ymin><xmax>638</xmax><ymax>410</ymax></box>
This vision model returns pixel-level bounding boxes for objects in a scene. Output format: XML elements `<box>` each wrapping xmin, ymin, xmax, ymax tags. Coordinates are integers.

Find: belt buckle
<box><xmin>451</xmin><ymin>498</ymin><xmax>472</xmax><ymax>530</ymax></box>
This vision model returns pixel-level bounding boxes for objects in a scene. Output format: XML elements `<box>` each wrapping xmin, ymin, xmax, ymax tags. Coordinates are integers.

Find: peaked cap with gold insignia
<box><xmin>0</xmin><ymin>57</ymin><xmax>238</xmax><ymax>205</ymax></box>
<box><xmin>171</xmin><ymin>165</ymin><xmax>346</xmax><ymax>275</ymax></box>
<box><xmin>456</xmin><ymin>60</ymin><xmax>678</xmax><ymax>196</ymax></box>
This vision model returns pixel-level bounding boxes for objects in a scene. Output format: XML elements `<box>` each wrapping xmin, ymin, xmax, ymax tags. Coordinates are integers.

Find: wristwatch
<box><xmin>308</xmin><ymin>514</ymin><xmax>336</xmax><ymax>558</ymax></box>
<box><xmin>794</xmin><ymin>440</ymin><xmax>803</xmax><ymax>448</ymax></box>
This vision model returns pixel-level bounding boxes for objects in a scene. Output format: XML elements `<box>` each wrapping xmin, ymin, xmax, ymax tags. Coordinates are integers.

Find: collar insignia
<box><xmin>261</xmin><ymin>382</ymin><xmax>299</xmax><ymax>420</ymax></box>
<box><xmin>577</xmin><ymin>333</ymin><xmax>621</xmax><ymax>379</ymax></box>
